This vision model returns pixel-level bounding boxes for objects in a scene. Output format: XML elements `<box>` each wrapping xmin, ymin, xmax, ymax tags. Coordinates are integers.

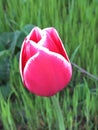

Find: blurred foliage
<box><xmin>0</xmin><ymin>24</ymin><xmax>34</xmax><ymax>98</ymax></box>
<box><xmin>0</xmin><ymin>0</ymin><xmax>98</xmax><ymax>129</ymax></box>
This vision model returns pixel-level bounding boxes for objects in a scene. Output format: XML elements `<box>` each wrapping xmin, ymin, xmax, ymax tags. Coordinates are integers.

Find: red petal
<box><xmin>19</xmin><ymin>39</ymin><xmax>39</xmax><ymax>81</ymax></box>
<box><xmin>43</xmin><ymin>27</ymin><xmax>69</xmax><ymax>61</ymax></box>
<box><xmin>38</xmin><ymin>31</ymin><xmax>61</xmax><ymax>54</ymax></box>
<box><xmin>27</xmin><ymin>27</ymin><xmax>42</xmax><ymax>43</ymax></box>
<box><xmin>23</xmin><ymin>48</ymin><xmax>72</xmax><ymax>96</ymax></box>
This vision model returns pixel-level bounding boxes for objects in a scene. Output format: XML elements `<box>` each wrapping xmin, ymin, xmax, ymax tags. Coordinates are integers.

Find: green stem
<box><xmin>72</xmin><ymin>62</ymin><xmax>98</xmax><ymax>81</ymax></box>
<box><xmin>51</xmin><ymin>95</ymin><xmax>65</xmax><ymax>130</ymax></box>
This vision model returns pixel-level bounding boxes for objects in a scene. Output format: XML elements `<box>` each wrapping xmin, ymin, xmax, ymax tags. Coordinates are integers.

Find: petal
<box><xmin>38</xmin><ymin>31</ymin><xmax>61</xmax><ymax>54</ymax></box>
<box><xmin>27</xmin><ymin>27</ymin><xmax>42</xmax><ymax>43</ymax></box>
<box><xmin>23</xmin><ymin>48</ymin><xmax>72</xmax><ymax>96</ymax></box>
<box><xmin>19</xmin><ymin>39</ymin><xmax>38</xmax><ymax>81</ymax></box>
<box><xmin>43</xmin><ymin>27</ymin><xmax>69</xmax><ymax>61</ymax></box>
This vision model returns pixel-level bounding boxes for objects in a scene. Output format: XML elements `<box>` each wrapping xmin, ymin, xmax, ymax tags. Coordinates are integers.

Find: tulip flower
<box><xmin>19</xmin><ymin>27</ymin><xmax>72</xmax><ymax>96</ymax></box>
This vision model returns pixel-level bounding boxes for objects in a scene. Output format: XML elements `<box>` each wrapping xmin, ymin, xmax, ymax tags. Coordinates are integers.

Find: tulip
<box><xmin>19</xmin><ymin>27</ymin><xmax>72</xmax><ymax>96</ymax></box>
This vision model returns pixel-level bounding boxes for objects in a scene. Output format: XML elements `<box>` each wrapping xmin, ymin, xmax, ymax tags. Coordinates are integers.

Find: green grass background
<box><xmin>0</xmin><ymin>0</ymin><xmax>98</xmax><ymax>130</ymax></box>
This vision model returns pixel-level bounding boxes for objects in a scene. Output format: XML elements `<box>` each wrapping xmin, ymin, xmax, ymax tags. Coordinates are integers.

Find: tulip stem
<box><xmin>51</xmin><ymin>95</ymin><xmax>65</xmax><ymax>130</ymax></box>
<box><xmin>72</xmin><ymin>62</ymin><xmax>98</xmax><ymax>81</ymax></box>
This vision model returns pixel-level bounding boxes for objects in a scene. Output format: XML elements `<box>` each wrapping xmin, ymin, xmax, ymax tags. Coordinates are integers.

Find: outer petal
<box><xmin>23</xmin><ymin>46</ymin><xmax>72</xmax><ymax>96</ymax></box>
<box><xmin>38</xmin><ymin>31</ymin><xmax>62</xmax><ymax>54</ymax></box>
<box><xmin>27</xmin><ymin>27</ymin><xmax>42</xmax><ymax>43</ymax></box>
<box><xmin>20</xmin><ymin>26</ymin><xmax>42</xmax><ymax>78</ymax></box>
<box><xmin>42</xmin><ymin>27</ymin><xmax>69</xmax><ymax>61</ymax></box>
<box><xmin>19</xmin><ymin>39</ymin><xmax>38</xmax><ymax>82</ymax></box>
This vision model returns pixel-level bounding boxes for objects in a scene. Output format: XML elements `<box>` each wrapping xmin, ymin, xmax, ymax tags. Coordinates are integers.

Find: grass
<box><xmin>0</xmin><ymin>58</ymin><xmax>98</xmax><ymax>130</ymax></box>
<box><xmin>0</xmin><ymin>0</ymin><xmax>98</xmax><ymax>129</ymax></box>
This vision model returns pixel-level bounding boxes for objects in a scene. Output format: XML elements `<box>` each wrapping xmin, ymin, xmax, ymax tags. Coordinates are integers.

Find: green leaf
<box><xmin>0</xmin><ymin>50</ymin><xmax>10</xmax><ymax>83</ymax></box>
<box><xmin>22</xmin><ymin>24</ymin><xmax>35</xmax><ymax>34</ymax></box>
<box><xmin>0</xmin><ymin>84</ymin><xmax>11</xmax><ymax>99</ymax></box>
<box><xmin>10</xmin><ymin>31</ymin><xmax>21</xmax><ymax>56</ymax></box>
<box><xmin>0</xmin><ymin>32</ymin><xmax>14</xmax><ymax>50</ymax></box>
<box><xmin>70</xmin><ymin>44</ymin><xmax>80</xmax><ymax>62</ymax></box>
<box><xmin>16</xmin><ymin>31</ymin><xmax>26</xmax><ymax>48</ymax></box>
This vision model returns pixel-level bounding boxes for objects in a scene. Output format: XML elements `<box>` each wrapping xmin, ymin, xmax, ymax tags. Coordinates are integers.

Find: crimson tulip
<box><xmin>19</xmin><ymin>27</ymin><xmax>72</xmax><ymax>96</ymax></box>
